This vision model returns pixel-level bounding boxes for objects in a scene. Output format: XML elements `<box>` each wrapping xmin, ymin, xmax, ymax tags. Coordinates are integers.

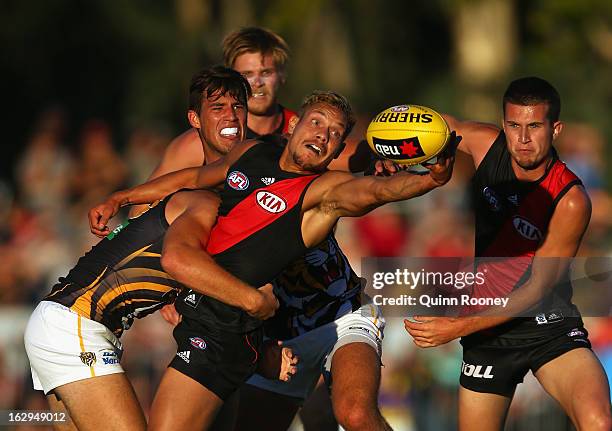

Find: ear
<box><xmin>552</xmin><ymin>121</ymin><xmax>563</xmax><ymax>141</ymax></box>
<box><xmin>287</xmin><ymin>116</ymin><xmax>299</xmax><ymax>135</ymax></box>
<box><xmin>333</xmin><ymin>142</ymin><xmax>346</xmax><ymax>159</ymax></box>
<box><xmin>188</xmin><ymin>110</ymin><xmax>201</xmax><ymax>129</ymax></box>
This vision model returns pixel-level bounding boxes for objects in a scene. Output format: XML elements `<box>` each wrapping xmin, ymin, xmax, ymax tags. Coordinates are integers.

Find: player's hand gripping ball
<box><xmin>366</xmin><ymin>105</ymin><xmax>450</xmax><ymax>165</ymax></box>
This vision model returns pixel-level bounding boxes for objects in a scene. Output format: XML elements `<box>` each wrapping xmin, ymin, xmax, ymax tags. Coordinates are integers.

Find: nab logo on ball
<box><xmin>256</xmin><ymin>191</ymin><xmax>287</xmax><ymax>213</ymax></box>
<box><xmin>372</xmin><ymin>136</ymin><xmax>426</xmax><ymax>161</ymax></box>
<box><xmin>366</xmin><ymin>104</ymin><xmax>450</xmax><ymax>165</ymax></box>
<box><xmin>227</xmin><ymin>171</ymin><xmax>249</xmax><ymax>190</ymax></box>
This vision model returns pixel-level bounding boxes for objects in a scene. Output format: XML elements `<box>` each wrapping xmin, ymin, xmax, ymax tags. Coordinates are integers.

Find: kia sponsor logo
<box><xmin>513</xmin><ymin>216</ymin><xmax>542</xmax><ymax>241</ymax></box>
<box><xmin>256</xmin><ymin>191</ymin><xmax>287</xmax><ymax>213</ymax></box>
<box><xmin>227</xmin><ymin>171</ymin><xmax>249</xmax><ymax>190</ymax></box>
<box><xmin>462</xmin><ymin>361</ymin><xmax>494</xmax><ymax>379</ymax></box>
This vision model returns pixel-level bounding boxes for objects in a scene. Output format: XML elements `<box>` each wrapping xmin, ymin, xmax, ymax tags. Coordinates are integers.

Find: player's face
<box><xmin>503</xmin><ymin>102</ymin><xmax>561</xmax><ymax>173</ymax></box>
<box><xmin>197</xmin><ymin>91</ymin><xmax>247</xmax><ymax>157</ymax></box>
<box><xmin>232</xmin><ymin>52</ymin><xmax>284</xmax><ymax>116</ymax></box>
<box><xmin>287</xmin><ymin>103</ymin><xmax>347</xmax><ymax>172</ymax></box>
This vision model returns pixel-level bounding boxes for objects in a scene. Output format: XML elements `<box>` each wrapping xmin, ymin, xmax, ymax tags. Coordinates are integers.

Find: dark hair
<box><xmin>188</xmin><ymin>65</ymin><xmax>252</xmax><ymax>114</ymax></box>
<box><xmin>300</xmin><ymin>90</ymin><xmax>356</xmax><ymax>140</ymax></box>
<box><xmin>503</xmin><ymin>76</ymin><xmax>561</xmax><ymax>122</ymax></box>
<box><xmin>223</xmin><ymin>27</ymin><xmax>290</xmax><ymax>73</ymax></box>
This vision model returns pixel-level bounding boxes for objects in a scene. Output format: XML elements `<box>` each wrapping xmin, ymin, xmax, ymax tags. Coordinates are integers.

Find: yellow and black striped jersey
<box><xmin>44</xmin><ymin>199</ymin><xmax>181</xmax><ymax>337</ymax></box>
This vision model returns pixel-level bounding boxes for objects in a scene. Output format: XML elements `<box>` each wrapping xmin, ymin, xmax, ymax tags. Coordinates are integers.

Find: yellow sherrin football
<box><xmin>366</xmin><ymin>104</ymin><xmax>450</xmax><ymax>165</ymax></box>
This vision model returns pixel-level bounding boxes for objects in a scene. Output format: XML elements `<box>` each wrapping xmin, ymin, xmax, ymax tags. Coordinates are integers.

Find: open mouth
<box><xmin>220</xmin><ymin>127</ymin><xmax>239</xmax><ymax>138</ymax></box>
<box><xmin>306</xmin><ymin>143</ymin><xmax>322</xmax><ymax>155</ymax></box>
<box><xmin>251</xmin><ymin>92</ymin><xmax>266</xmax><ymax>98</ymax></box>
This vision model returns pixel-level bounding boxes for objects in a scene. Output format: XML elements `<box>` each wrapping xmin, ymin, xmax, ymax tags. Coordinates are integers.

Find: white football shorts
<box><xmin>24</xmin><ymin>301</ymin><xmax>124</xmax><ymax>394</ymax></box>
<box><xmin>247</xmin><ymin>298</ymin><xmax>385</xmax><ymax>401</ymax></box>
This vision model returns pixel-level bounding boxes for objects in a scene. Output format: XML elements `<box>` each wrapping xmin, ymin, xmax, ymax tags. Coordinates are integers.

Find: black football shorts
<box><xmin>169</xmin><ymin>317</ymin><xmax>263</xmax><ymax>400</ymax></box>
<box><xmin>460</xmin><ymin>325</ymin><xmax>591</xmax><ymax>397</ymax></box>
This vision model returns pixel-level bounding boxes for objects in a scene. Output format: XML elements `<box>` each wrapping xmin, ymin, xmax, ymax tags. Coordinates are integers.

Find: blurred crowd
<box><xmin>1</xmin><ymin>106</ymin><xmax>611</xmax><ymax>431</ymax></box>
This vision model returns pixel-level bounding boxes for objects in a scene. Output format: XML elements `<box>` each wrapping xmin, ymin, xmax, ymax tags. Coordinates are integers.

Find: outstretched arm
<box><xmin>299</xmin><ymin>148</ymin><xmax>454</xmax><ymax>249</ymax></box>
<box><xmin>88</xmin><ymin>139</ymin><xmax>258</xmax><ymax>236</ymax></box>
<box><xmin>161</xmin><ymin>192</ymin><xmax>278</xmax><ymax>320</ymax></box>
<box><xmin>405</xmin><ymin>185</ymin><xmax>591</xmax><ymax>347</ymax></box>
<box><xmin>317</xmin><ymin>144</ymin><xmax>455</xmax><ymax>218</ymax></box>
<box><xmin>89</xmin><ymin>165</ymin><xmax>215</xmax><ymax>236</ymax></box>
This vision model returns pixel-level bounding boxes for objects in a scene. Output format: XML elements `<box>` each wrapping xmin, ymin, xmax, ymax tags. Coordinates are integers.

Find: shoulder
<box><xmin>537</xmin><ymin>184</ymin><xmax>591</xmax><ymax>255</ymax></box>
<box><xmin>151</xmin><ymin>129</ymin><xmax>204</xmax><ymax>179</ymax></box>
<box><xmin>555</xmin><ymin>184</ymin><xmax>591</xmax><ymax>218</ymax></box>
<box><xmin>166</xmin><ymin>129</ymin><xmax>203</xmax><ymax>158</ymax></box>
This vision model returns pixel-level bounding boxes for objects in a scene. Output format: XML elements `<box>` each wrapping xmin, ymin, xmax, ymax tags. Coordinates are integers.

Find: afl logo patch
<box><xmin>189</xmin><ymin>337</ymin><xmax>207</xmax><ymax>350</ymax></box>
<box><xmin>256</xmin><ymin>191</ymin><xmax>287</xmax><ymax>213</ymax></box>
<box><xmin>390</xmin><ymin>105</ymin><xmax>409</xmax><ymax>112</ymax></box>
<box><xmin>513</xmin><ymin>216</ymin><xmax>542</xmax><ymax>241</ymax></box>
<box><xmin>483</xmin><ymin>187</ymin><xmax>501</xmax><ymax>211</ymax></box>
<box><xmin>227</xmin><ymin>171</ymin><xmax>249</xmax><ymax>190</ymax></box>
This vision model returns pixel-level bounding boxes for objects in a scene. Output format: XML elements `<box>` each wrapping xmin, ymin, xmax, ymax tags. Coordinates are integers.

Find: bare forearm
<box><xmin>112</xmin><ymin>168</ymin><xmax>200</xmax><ymax>207</ymax></box>
<box><xmin>162</xmin><ymin>246</ymin><xmax>259</xmax><ymax>312</ymax></box>
<box><xmin>458</xmin><ymin>280</ymin><xmax>549</xmax><ymax>335</ymax></box>
<box><xmin>460</xmin><ymin>261</ymin><xmax>562</xmax><ymax>336</ymax></box>
<box><xmin>458</xmin><ymin>287</ymin><xmax>543</xmax><ymax>337</ymax></box>
<box><xmin>333</xmin><ymin>171</ymin><xmax>441</xmax><ymax>217</ymax></box>
<box><xmin>375</xmin><ymin>172</ymin><xmax>440</xmax><ymax>203</ymax></box>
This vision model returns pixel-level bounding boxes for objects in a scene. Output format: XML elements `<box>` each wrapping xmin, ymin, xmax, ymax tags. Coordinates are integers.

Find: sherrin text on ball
<box><xmin>366</xmin><ymin>104</ymin><xmax>450</xmax><ymax>165</ymax></box>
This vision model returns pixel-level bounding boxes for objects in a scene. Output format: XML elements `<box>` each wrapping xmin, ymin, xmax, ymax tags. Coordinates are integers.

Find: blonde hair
<box><xmin>300</xmin><ymin>91</ymin><xmax>355</xmax><ymax>139</ymax></box>
<box><xmin>223</xmin><ymin>27</ymin><xmax>290</xmax><ymax>74</ymax></box>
